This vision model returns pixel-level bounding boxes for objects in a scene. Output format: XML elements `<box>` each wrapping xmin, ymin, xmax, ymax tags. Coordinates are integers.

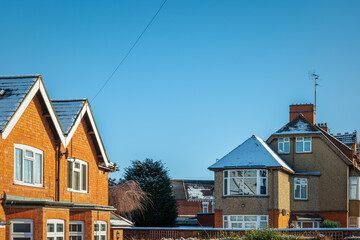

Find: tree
<box><xmin>109</xmin><ymin>180</ymin><xmax>149</xmax><ymax>220</ymax></box>
<box><xmin>124</xmin><ymin>158</ymin><xmax>178</xmax><ymax>227</ymax></box>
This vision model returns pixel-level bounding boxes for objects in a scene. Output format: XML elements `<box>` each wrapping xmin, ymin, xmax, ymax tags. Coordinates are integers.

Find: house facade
<box><xmin>0</xmin><ymin>75</ymin><xmax>117</xmax><ymax>240</ymax></box>
<box><xmin>209</xmin><ymin>104</ymin><xmax>360</xmax><ymax>229</ymax></box>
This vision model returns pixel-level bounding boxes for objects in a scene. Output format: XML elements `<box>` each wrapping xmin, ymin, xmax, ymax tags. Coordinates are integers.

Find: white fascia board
<box><xmin>64</xmin><ymin>102</ymin><xmax>110</xmax><ymax>167</ymax></box>
<box><xmin>2</xmin><ymin>78</ymin><xmax>66</xmax><ymax>146</ymax></box>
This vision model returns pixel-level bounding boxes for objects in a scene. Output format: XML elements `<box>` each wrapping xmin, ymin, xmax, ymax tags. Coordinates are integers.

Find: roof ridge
<box><xmin>0</xmin><ymin>75</ymin><xmax>41</xmax><ymax>79</ymax></box>
<box><xmin>52</xmin><ymin>98</ymin><xmax>87</xmax><ymax>102</ymax></box>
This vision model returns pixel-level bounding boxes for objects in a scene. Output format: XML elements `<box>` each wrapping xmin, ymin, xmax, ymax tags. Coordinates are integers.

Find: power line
<box><xmin>91</xmin><ymin>0</ymin><xmax>168</xmax><ymax>103</ymax></box>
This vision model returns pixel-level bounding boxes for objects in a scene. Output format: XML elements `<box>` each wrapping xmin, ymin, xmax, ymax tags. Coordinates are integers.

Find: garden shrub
<box><xmin>320</xmin><ymin>220</ymin><xmax>341</xmax><ymax>228</ymax></box>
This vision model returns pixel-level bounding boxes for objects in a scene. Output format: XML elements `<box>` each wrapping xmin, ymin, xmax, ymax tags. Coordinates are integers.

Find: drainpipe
<box><xmin>57</xmin><ymin>143</ymin><xmax>61</xmax><ymax>202</ymax></box>
<box><xmin>272</xmin><ymin>169</ymin><xmax>275</xmax><ymax>228</ymax></box>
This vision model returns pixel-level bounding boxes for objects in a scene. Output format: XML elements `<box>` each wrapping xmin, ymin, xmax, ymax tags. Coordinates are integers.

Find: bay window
<box><xmin>47</xmin><ymin>219</ymin><xmax>64</xmax><ymax>240</ymax></box>
<box><xmin>278</xmin><ymin>138</ymin><xmax>290</xmax><ymax>153</ymax></box>
<box><xmin>294</xmin><ymin>178</ymin><xmax>308</xmax><ymax>200</ymax></box>
<box><xmin>223</xmin><ymin>170</ymin><xmax>267</xmax><ymax>196</ymax></box>
<box><xmin>94</xmin><ymin>221</ymin><xmax>107</xmax><ymax>240</ymax></box>
<box><xmin>14</xmin><ymin>144</ymin><xmax>43</xmax><ymax>187</ymax></box>
<box><xmin>67</xmin><ymin>158</ymin><xmax>88</xmax><ymax>193</ymax></box>
<box><xmin>70</xmin><ymin>221</ymin><xmax>84</xmax><ymax>240</ymax></box>
<box><xmin>223</xmin><ymin>215</ymin><xmax>268</xmax><ymax>229</ymax></box>
<box><xmin>296</xmin><ymin>137</ymin><xmax>311</xmax><ymax>153</ymax></box>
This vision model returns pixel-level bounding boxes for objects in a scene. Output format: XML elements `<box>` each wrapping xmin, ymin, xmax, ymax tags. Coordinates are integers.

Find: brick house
<box><xmin>0</xmin><ymin>75</ymin><xmax>117</xmax><ymax>240</ymax></box>
<box><xmin>209</xmin><ymin>104</ymin><xmax>360</xmax><ymax>229</ymax></box>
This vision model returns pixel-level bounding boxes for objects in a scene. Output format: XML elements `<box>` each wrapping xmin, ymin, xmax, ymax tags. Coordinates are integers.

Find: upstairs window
<box><xmin>296</xmin><ymin>137</ymin><xmax>311</xmax><ymax>153</ymax></box>
<box><xmin>14</xmin><ymin>144</ymin><xmax>43</xmax><ymax>187</ymax></box>
<box><xmin>67</xmin><ymin>158</ymin><xmax>88</xmax><ymax>193</ymax></box>
<box><xmin>278</xmin><ymin>138</ymin><xmax>290</xmax><ymax>153</ymax></box>
<box><xmin>223</xmin><ymin>170</ymin><xmax>267</xmax><ymax>196</ymax></box>
<box><xmin>350</xmin><ymin>177</ymin><xmax>360</xmax><ymax>200</ymax></box>
<box><xmin>294</xmin><ymin>178</ymin><xmax>308</xmax><ymax>200</ymax></box>
<box><xmin>202</xmin><ymin>202</ymin><xmax>209</xmax><ymax>213</ymax></box>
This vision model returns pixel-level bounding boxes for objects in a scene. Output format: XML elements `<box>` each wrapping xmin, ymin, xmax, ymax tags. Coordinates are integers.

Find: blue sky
<box><xmin>1</xmin><ymin>0</ymin><xmax>360</xmax><ymax>180</ymax></box>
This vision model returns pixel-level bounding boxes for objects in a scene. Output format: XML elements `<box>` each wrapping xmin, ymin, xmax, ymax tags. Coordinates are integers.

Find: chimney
<box><xmin>289</xmin><ymin>104</ymin><xmax>315</xmax><ymax>124</ymax></box>
<box><xmin>317</xmin><ymin>123</ymin><xmax>329</xmax><ymax>133</ymax></box>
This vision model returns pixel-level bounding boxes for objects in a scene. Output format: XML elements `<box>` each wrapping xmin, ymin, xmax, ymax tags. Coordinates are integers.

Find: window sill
<box><xmin>67</xmin><ymin>188</ymin><xmax>88</xmax><ymax>194</ymax></box>
<box><xmin>278</xmin><ymin>152</ymin><xmax>290</xmax><ymax>155</ymax></box>
<box><xmin>294</xmin><ymin>198</ymin><xmax>308</xmax><ymax>201</ymax></box>
<box><xmin>13</xmin><ymin>182</ymin><xmax>44</xmax><ymax>188</ymax></box>
<box><xmin>295</xmin><ymin>152</ymin><xmax>312</xmax><ymax>154</ymax></box>
<box><xmin>223</xmin><ymin>195</ymin><xmax>269</xmax><ymax>198</ymax></box>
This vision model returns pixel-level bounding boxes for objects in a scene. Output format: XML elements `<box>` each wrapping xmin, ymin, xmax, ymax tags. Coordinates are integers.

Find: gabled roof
<box><xmin>208</xmin><ymin>135</ymin><xmax>294</xmax><ymax>173</ymax></box>
<box><xmin>0</xmin><ymin>75</ymin><xmax>115</xmax><ymax>170</ymax></box>
<box><xmin>273</xmin><ymin>114</ymin><xmax>320</xmax><ymax>135</ymax></box>
<box><xmin>52</xmin><ymin>99</ymin><xmax>86</xmax><ymax>135</ymax></box>
<box><xmin>110</xmin><ymin>212</ymin><xmax>134</xmax><ymax>228</ymax></box>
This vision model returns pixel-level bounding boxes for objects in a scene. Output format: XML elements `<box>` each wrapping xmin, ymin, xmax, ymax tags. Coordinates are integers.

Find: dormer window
<box><xmin>278</xmin><ymin>138</ymin><xmax>290</xmax><ymax>153</ymax></box>
<box><xmin>296</xmin><ymin>137</ymin><xmax>311</xmax><ymax>153</ymax></box>
<box><xmin>14</xmin><ymin>144</ymin><xmax>43</xmax><ymax>187</ymax></box>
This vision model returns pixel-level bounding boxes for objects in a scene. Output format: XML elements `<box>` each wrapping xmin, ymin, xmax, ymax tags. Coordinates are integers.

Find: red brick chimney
<box><xmin>289</xmin><ymin>104</ymin><xmax>315</xmax><ymax>125</ymax></box>
<box><xmin>317</xmin><ymin>123</ymin><xmax>329</xmax><ymax>133</ymax></box>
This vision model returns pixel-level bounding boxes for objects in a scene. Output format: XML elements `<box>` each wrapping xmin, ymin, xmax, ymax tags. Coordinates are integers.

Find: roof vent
<box><xmin>0</xmin><ymin>89</ymin><xmax>5</xmax><ymax>96</ymax></box>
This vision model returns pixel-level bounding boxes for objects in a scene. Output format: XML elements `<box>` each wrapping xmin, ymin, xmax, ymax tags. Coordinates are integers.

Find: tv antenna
<box><xmin>309</xmin><ymin>72</ymin><xmax>320</xmax><ymax>113</ymax></box>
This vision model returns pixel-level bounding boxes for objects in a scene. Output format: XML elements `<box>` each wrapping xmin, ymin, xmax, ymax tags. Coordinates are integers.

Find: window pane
<box><xmin>24</xmin><ymin>159</ymin><xmax>33</xmax><ymax>183</ymax></box>
<box><xmin>230</xmin><ymin>178</ymin><xmax>243</xmax><ymax>195</ymax></box>
<box><xmin>57</xmin><ymin>223</ymin><xmax>64</xmax><ymax>232</ymax></box>
<box><xmin>74</xmin><ymin>171</ymin><xmax>80</xmax><ymax>190</ymax></box>
<box><xmin>244</xmin><ymin>216</ymin><xmax>257</xmax><ymax>221</ymax></box>
<box><xmin>25</xmin><ymin>150</ymin><xmax>33</xmax><ymax>158</ymax></box>
<box><xmin>75</xmin><ymin>162</ymin><xmax>80</xmax><ymax>169</ymax></box>
<box><xmin>304</xmin><ymin>142</ymin><xmax>311</xmax><ymax>152</ymax></box>
<box><xmin>57</xmin><ymin>238</ymin><xmax>63</xmax><ymax>240</ymax></box>
<box><xmin>279</xmin><ymin>138</ymin><xmax>284</xmax><ymax>143</ymax></box>
<box><xmin>101</xmin><ymin>224</ymin><xmax>106</xmax><ymax>231</ymax></box>
<box><xmin>260</xmin><ymin>216</ymin><xmax>267</xmax><ymax>221</ymax></box>
<box><xmin>101</xmin><ymin>235</ymin><xmax>106</xmax><ymax>240</ymax></box>
<box><xmin>284</xmin><ymin>142</ymin><xmax>290</xmax><ymax>153</ymax></box>
<box><xmin>224</xmin><ymin>221</ymin><xmax>228</xmax><ymax>229</ymax></box>
<box><xmin>82</xmin><ymin>164</ymin><xmax>87</xmax><ymax>191</ymax></box>
<box><xmin>237</xmin><ymin>216</ymin><xmax>243</xmax><ymax>221</ymax></box>
<box><xmin>295</xmin><ymin>185</ymin><xmax>300</xmax><ymax>198</ymax></box>
<box><xmin>260</xmin><ymin>222</ymin><xmax>268</xmax><ymax>228</ymax></box>
<box><xmin>231</xmin><ymin>223</ymin><xmax>242</xmax><ymax>229</ymax></box>
<box><xmin>224</xmin><ymin>171</ymin><xmax>228</xmax><ymax>178</ymax></box>
<box><xmin>260</xmin><ymin>178</ymin><xmax>267</xmax><ymax>195</ymax></box>
<box><xmin>295</xmin><ymin>178</ymin><xmax>300</xmax><ymax>184</ymax></box>
<box><xmin>243</xmin><ymin>178</ymin><xmax>257</xmax><ymax>195</ymax></box>
<box><xmin>13</xmin><ymin>223</ymin><xmax>31</xmax><ymax>232</ymax></box>
<box><xmin>304</xmin><ymin>137</ymin><xmax>311</xmax><ymax>141</ymax></box>
<box><xmin>244</xmin><ymin>170</ymin><xmax>256</xmax><ymax>177</ymax></box>
<box><xmin>35</xmin><ymin>153</ymin><xmax>42</xmax><ymax>184</ymax></box>
<box><xmin>67</xmin><ymin>161</ymin><xmax>73</xmax><ymax>188</ymax></box>
<box><xmin>301</xmin><ymin>185</ymin><xmax>307</xmax><ymax>199</ymax></box>
<box><xmin>278</xmin><ymin>142</ymin><xmax>284</xmax><ymax>153</ymax></box>
<box><xmin>245</xmin><ymin>223</ymin><xmax>256</xmax><ymax>229</ymax></box>
<box><xmin>224</xmin><ymin>178</ymin><xmax>228</xmax><ymax>195</ymax></box>
<box><xmin>47</xmin><ymin>238</ymin><xmax>55</xmax><ymax>240</ymax></box>
<box><xmin>94</xmin><ymin>224</ymin><xmax>99</xmax><ymax>231</ymax></box>
<box><xmin>350</xmin><ymin>185</ymin><xmax>357</xmax><ymax>199</ymax></box>
<box><xmin>47</xmin><ymin>223</ymin><xmax>54</xmax><ymax>232</ymax></box>
<box><xmin>15</xmin><ymin>148</ymin><xmax>23</xmax><ymax>181</ymax></box>
<box><xmin>14</xmin><ymin>238</ymin><xmax>32</xmax><ymax>240</ymax></box>
<box><xmin>296</xmin><ymin>142</ymin><xmax>303</xmax><ymax>152</ymax></box>
<box><xmin>94</xmin><ymin>237</ymin><xmax>99</xmax><ymax>240</ymax></box>
<box><xmin>230</xmin><ymin>216</ymin><xmax>237</xmax><ymax>221</ymax></box>
<box><xmin>260</xmin><ymin>170</ymin><xmax>267</xmax><ymax>177</ymax></box>
<box><xmin>301</xmin><ymin>179</ymin><xmax>307</xmax><ymax>185</ymax></box>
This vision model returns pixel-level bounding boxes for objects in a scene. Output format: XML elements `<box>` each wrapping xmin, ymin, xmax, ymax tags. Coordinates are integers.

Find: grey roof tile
<box><xmin>52</xmin><ymin>99</ymin><xmax>86</xmax><ymax>135</ymax></box>
<box><xmin>273</xmin><ymin>114</ymin><xmax>320</xmax><ymax>135</ymax></box>
<box><xmin>0</xmin><ymin>75</ymin><xmax>39</xmax><ymax>131</ymax></box>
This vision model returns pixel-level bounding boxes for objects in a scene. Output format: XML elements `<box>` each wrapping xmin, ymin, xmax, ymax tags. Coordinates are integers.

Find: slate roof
<box><xmin>52</xmin><ymin>99</ymin><xmax>86</xmax><ymax>135</ymax></box>
<box><xmin>332</xmin><ymin>132</ymin><xmax>357</xmax><ymax>149</ymax></box>
<box><xmin>208</xmin><ymin>135</ymin><xmax>294</xmax><ymax>172</ymax></box>
<box><xmin>171</xmin><ymin>179</ymin><xmax>214</xmax><ymax>201</ymax></box>
<box><xmin>273</xmin><ymin>114</ymin><xmax>320</xmax><ymax>135</ymax></box>
<box><xmin>0</xmin><ymin>75</ymin><xmax>39</xmax><ymax>131</ymax></box>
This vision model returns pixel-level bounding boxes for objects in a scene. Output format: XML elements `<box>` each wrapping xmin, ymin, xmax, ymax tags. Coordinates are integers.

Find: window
<box><xmin>223</xmin><ymin>170</ymin><xmax>267</xmax><ymax>196</ymax></box>
<box><xmin>278</xmin><ymin>138</ymin><xmax>290</xmax><ymax>153</ymax></box>
<box><xmin>47</xmin><ymin>219</ymin><xmax>64</xmax><ymax>240</ymax></box>
<box><xmin>70</xmin><ymin>221</ymin><xmax>84</xmax><ymax>240</ymax></box>
<box><xmin>14</xmin><ymin>144</ymin><xmax>43</xmax><ymax>187</ymax></box>
<box><xmin>294</xmin><ymin>178</ymin><xmax>308</xmax><ymax>200</ymax></box>
<box><xmin>94</xmin><ymin>221</ymin><xmax>107</xmax><ymax>240</ymax></box>
<box><xmin>350</xmin><ymin>177</ymin><xmax>360</xmax><ymax>200</ymax></box>
<box><xmin>223</xmin><ymin>215</ymin><xmax>268</xmax><ymax>229</ymax></box>
<box><xmin>11</xmin><ymin>219</ymin><xmax>33</xmax><ymax>240</ymax></box>
<box><xmin>202</xmin><ymin>202</ymin><xmax>209</xmax><ymax>213</ymax></box>
<box><xmin>295</xmin><ymin>221</ymin><xmax>320</xmax><ymax>228</ymax></box>
<box><xmin>67</xmin><ymin>158</ymin><xmax>88</xmax><ymax>193</ymax></box>
<box><xmin>296</xmin><ymin>137</ymin><xmax>311</xmax><ymax>153</ymax></box>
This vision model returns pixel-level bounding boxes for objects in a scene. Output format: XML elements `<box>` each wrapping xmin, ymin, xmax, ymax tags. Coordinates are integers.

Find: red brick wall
<box><xmin>319</xmin><ymin>211</ymin><xmax>348</xmax><ymax>227</ymax></box>
<box><xmin>214</xmin><ymin>210</ymin><xmax>223</xmax><ymax>228</ymax></box>
<box><xmin>177</xmin><ymin>200</ymin><xmax>213</xmax><ymax>218</ymax></box>
<box><xmin>289</xmin><ymin>104</ymin><xmax>315</xmax><ymax>124</ymax></box>
<box><xmin>197</xmin><ymin>213</ymin><xmax>214</xmax><ymax>227</ymax></box>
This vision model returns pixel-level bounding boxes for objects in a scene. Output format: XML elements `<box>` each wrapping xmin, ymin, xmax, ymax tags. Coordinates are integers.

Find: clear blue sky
<box><xmin>1</xmin><ymin>0</ymin><xmax>360</xmax><ymax>180</ymax></box>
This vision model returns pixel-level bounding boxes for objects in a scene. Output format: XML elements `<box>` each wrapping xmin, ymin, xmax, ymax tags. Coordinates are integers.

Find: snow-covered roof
<box><xmin>332</xmin><ymin>132</ymin><xmax>357</xmax><ymax>148</ymax></box>
<box><xmin>52</xmin><ymin>99</ymin><xmax>86</xmax><ymax>135</ymax></box>
<box><xmin>110</xmin><ymin>213</ymin><xmax>134</xmax><ymax>228</ymax></box>
<box><xmin>0</xmin><ymin>75</ymin><xmax>39</xmax><ymax>131</ymax></box>
<box><xmin>208</xmin><ymin>135</ymin><xmax>294</xmax><ymax>173</ymax></box>
<box><xmin>273</xmin><ymin>114</ymin><xmax>320</xmax><ymax>135</ymax></box>
<box><xmin>171</xmin><ymin>180</ymin><xmax>214</xmax><ymax>201</ymax></box>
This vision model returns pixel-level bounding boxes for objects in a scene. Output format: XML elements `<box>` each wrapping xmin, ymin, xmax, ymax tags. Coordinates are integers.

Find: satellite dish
<box><xmin>282</xmin><ymin>209</ymin><xmax>286</xmax><ymax>216</ymax></box>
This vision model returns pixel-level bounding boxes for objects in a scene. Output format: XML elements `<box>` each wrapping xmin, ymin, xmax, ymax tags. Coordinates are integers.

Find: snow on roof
<box><xmin>52</xmin><ymin>99</ymin><xmax>86</xmax><ymax>135</ymax></box>
<box><xmin>208</xmin><ymin>135</ymin><xmax>294</xmax><ymax>173</ymax></box>
<box><xmin>273</xmin><ymin>114</ymin><xmax>320</xmax><ymax>135</ymax></box>
<box><xmin>171</xmin><ymin>180</ymin><xmax>214</xmax><ymax>201</ymax></box>
<box><xmin>0</xmin><ymin>75</ymin><xmax>39</xmax><ymax>131</ymax></box>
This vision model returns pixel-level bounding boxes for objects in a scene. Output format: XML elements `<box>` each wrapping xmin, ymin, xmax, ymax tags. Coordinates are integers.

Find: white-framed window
<box><xmin>296</xmin><ymin>137</ymin><xmax>311</xmax><ymax>153</ymax></box>
<box><xmin>349</xmin><ymin>217</ymin><xmax>360</xmax><ymax>228</ymax></box>
<box><xmin>202</xmin><ymin>202</ymin><xmax>209</xmax><ymax>213</ymax></box>
<box><xmin>294</xmin><ymin>178</ymin><xmax>308</xmax><ymax>200</ymax></box>
<box><xmin>67</xmin><ymin>158</ymin><xmax>88</xmax><ymax>193</ymax></box>
<box><xmin>350</xmin><ymin>177</ymin><xmax>360</xmax><ymax>200</ymax></box>
<box><xmin>223</xmin><ymin>215</ymin><xmax>268</xmax><ymax>229</ymax></box>
<box><xmin>223</xmin><ymin>170</ymin><xmax>267</xmax><ymax>196</ymax></box>
<box><xmin>278</xmin><ymin>138</ymin><xmax>290</xmax><ymax>153</ymax></box>
<box><xmin>10</xmin><ymin>219</ymin><xmax>33</xmax><ymax>240</ymax></box>
<box><xmin>94</xmin><ymin>221</ymin><xmax>107</xmax><ymax>240</ymax></box>
<box><xmin>14</xmin><ymin>144</ymin><xmax>43</xmax><ymax>187</ymax></box>
<box><xmin>70</xmin><ymin>221</ymin><xmax>84</xmax><ymax>240</ymax></box>
<box><xmin>47</xmin><ymin>219</ymin><xmax>64</xmax><ymax>240</ymax></box>
<box><xmin>295</xmin><ymin>221</ymin><xmax>320</xmax><ymax>228</ymax></box>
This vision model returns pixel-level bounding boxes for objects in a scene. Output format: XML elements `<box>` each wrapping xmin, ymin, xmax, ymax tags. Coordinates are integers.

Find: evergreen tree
<box><xmin>124</xmin><ymin>158</ymin><xmax>178</xmax><ymax>227</ymax></box>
